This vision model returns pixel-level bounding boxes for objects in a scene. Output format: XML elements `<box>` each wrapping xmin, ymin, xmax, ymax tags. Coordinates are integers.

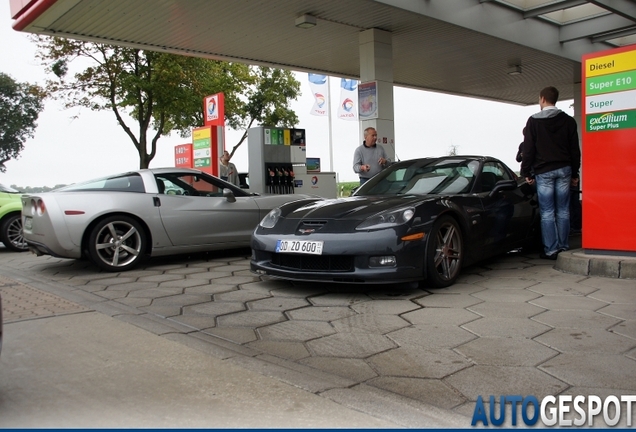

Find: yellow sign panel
<box><xmin>192</xmin><ymin>127</ymin><xmax>211</xmax><ymax>140</ymax></box>
<box><xmin>585</xmin><ymin>51</ymin><xmax>636</xmax><ymax>77</ymax></box>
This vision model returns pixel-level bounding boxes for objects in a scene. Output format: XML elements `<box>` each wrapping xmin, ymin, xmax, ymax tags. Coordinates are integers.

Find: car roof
<box><xmin>142</xmin><ymin>167</ymin><xmax>206</xmax><ymax>175</ymax></box>
<box><xmin>393</xmin><ymin>155</ymin><xmax>492</xmax><ymax>165</ymax></box>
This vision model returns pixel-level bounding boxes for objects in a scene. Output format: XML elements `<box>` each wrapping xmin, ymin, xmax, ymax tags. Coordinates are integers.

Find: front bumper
<box><xmin>250</xmin><ymin>229</ymin><xmax>427</xmax><ymax>284</ymax></box>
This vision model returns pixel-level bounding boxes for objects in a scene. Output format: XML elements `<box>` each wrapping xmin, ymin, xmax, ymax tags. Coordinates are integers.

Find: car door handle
<box><xmin>153</xmin><ymin>197</ymin><xmax>161</xmax><ymax>207</ymax></box>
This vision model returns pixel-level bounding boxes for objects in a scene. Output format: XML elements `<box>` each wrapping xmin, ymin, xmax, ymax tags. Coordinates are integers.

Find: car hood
<box><xmin>284</xmin><ymin>195</ymin><xmax>434</xmax><ymax>220</ymax></box>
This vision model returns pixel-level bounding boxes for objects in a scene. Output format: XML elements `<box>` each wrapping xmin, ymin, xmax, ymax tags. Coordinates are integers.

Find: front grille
<box><xmin>302</xmin><ymin>219</ymin><xmax>327</xmax><ymax>227</ymax></box>
<box><xmin>271</xmin><ymin>253</ymin><xmax>353</xmax><ymax>272</ymax></box>
<box><xmin>300</xmin><ymin>220</ymin><xmax>327</xmax><ymax>228</ymax></box>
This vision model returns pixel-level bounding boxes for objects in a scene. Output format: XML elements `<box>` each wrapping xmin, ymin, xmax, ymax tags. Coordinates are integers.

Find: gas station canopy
<box><xmin>10</xmin><ymin>0</ymin><xmax>636</xmax><ymax>105</ymax></box>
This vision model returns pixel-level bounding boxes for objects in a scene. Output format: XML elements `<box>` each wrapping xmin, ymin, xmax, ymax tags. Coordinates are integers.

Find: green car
<box><xmin>0</xmin><ymin>183</ymin><xmax>28</xmax><ymax>252</ymax></box>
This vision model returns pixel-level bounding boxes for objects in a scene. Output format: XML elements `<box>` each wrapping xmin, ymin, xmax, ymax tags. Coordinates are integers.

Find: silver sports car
<box><xmin>22</xmin><ymin>168</ymin><xmax>317</xmax><ymax>272</ymax></box>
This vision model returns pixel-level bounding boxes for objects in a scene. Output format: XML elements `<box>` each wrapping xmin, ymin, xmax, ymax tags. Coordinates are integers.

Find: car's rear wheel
<box><xmin>1</xmin><ymin>213</ymin><xmax>28</xmax><ymax>252</ymax></box>
<box><xmin>87</xmin><ymin>215</ymin><xmax>146</xmax><ymax>272</ymax></box>
<box><xmin>425</xmin><ymin>215</ymin><xmax>463</xmax><ymax>288</ymax></box>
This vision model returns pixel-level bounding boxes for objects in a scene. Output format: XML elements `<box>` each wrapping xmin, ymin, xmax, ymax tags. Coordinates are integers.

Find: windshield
<box><xmin>356</xmin><ymin>158</ymin><xmax>480</xmax><ymax>196</ymax></box>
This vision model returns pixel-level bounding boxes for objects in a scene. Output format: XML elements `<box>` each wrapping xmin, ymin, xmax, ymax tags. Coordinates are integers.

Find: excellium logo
<box><xmin>586</xmin><ymin>110</ymin><xmax>636</xmax><ymax>132</ymax></box>
<box><xmin>471</xmin><ymin>395</ymin><xmax>636</xmax><ymax>427</ymax></box>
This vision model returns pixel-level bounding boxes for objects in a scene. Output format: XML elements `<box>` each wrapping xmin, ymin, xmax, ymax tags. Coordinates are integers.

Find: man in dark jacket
<box><xmin>521</xmin><ymin>86</ymin><xmax>581</xmax><ymax>260</ymax></box>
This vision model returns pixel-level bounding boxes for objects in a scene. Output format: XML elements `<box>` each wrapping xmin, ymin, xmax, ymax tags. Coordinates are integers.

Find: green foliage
<box><xmin>227</xmin><ymin>67</ymin><xmax>300</xmax><ymax>157</ymax></box>
<box><xmin>9</xmin><ymin>184</ymin><xmax>66</xmax><ymax>193</ymax></box>
<box><xmin>35</xmin><ymin>36</ymin><xmax>301</xmax><ymax>168</ymax></box>
<box><xmin>0</xmin><ymin>72</ymin><xmax>45</xmax><ymax>172</ymax></box>
<box><xmin>338</xmin><ymin>181</ymin><xmax>360</xmax><ymax>197</ymax></box>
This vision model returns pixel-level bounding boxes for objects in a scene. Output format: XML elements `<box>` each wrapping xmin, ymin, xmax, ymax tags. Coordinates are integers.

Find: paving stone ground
<box><xmin>1</xmin><ymin>236</ymin><xmax>635</xmax><ymax>427</ymax></box>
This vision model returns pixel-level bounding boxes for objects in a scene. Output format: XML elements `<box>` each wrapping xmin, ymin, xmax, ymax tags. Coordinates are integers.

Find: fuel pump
<box><xmin>247</xmin><ymin>126</ymin><xmax>337</xmax><ymax>198</ymax></box>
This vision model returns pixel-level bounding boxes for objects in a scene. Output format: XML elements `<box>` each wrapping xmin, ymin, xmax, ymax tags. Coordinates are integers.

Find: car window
<box><xmin>238</xmin><ymin>173</ymin><xmax>250</xmax><ymax>189</ymax></box>
<box><xmin>479</xmin><ymin>161</ymin><xmax>514</xmax><ymax>192</ymax></box>
<box><xmin>155</xmin><ymin>173</ymin><xmax>226</xmax><ymax>197</ymax></box>
<box><xmin>59</xmin><ymin>173</ymin><xmax>145</xmax><ymax>193</ymax></box>
<box><xmin>482</xmin><ymin>162</ymin><xmax>513</xmax><ymax>182</ymax></box>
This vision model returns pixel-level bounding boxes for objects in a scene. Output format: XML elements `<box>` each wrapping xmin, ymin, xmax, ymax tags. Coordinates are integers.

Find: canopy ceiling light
<box><xmin>507</xmin><ymin>65</ymin><xmax>522</xmax><ymax>76</ymax></box>
<box><xmin>295</xmin><ymin>14</ymin><xmax>317</xmax><ymax>29</ymax></box>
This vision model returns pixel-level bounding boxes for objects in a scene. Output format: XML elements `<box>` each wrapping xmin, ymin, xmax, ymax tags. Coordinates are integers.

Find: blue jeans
<box><xmin>535</xmin><ymin>166</ymin><xmax>571</xmax><ymax>256</ymax></box>
<box><xmin>360</xmin><ymin>177</ymin><xmax>370</xmax><ymax>185</ymax></box>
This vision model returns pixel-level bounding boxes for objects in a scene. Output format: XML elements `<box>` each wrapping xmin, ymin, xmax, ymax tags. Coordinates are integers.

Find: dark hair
<box><xmin>540</xmin><ymin>86</ymin><xmax>559</xmax><ymax>105</ymax></box>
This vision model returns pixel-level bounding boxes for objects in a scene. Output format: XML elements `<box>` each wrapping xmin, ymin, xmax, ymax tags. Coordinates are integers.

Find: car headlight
<box><xmin>356</xmin><ymin>207</ymin><xmax>415</xmax><ymax>230</ymax></box>
<box><xmin>260</xmin><ymin>208</ymin><xmax>281</xmax><ymax>228</ymax></box>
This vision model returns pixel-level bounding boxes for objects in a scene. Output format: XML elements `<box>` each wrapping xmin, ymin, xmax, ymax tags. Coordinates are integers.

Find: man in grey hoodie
<box><xmin>353</xmin><ymin>127</ymin><xmax>390</xmax><ymax>185</ymax></box>
<box><xmin>521</xmin><ymin>86</ymin><xmax>581</xmax><ymax>260</ymax></box>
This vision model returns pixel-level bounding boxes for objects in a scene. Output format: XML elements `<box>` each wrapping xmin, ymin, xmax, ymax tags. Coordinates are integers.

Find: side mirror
<box><xmin>223</xmin><ymin>188</ymin><xmax>236</xmax><ymax>203</ymax></box>
<box><xmin>489</xmin><ymin>179</ymin><xmax>517</xmax><ymax>197</ymax></box>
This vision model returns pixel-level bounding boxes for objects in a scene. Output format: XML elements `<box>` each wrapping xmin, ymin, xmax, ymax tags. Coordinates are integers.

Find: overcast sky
<box><xmin>1</xmin><ymin>15</ymin><xmax>574</xmax><ymax>188</ymax></box>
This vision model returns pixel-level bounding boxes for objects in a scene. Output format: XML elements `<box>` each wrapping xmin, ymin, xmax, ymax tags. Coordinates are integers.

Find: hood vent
<box><xmin>301</xmin><ymin>220</ymin><xmax>327</xmax><ymax>227</ymax></box>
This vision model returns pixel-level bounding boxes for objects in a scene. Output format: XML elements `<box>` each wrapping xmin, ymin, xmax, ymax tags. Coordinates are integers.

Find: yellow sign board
<box><xmin>192</xmin><ymin>127</ymin><xmax>211</xmax><ymax>140</ymax></box>
<box><xmin>585</xmin><ymin>51</ymin><xmax>636</xmax><ymax>77</ymax></box>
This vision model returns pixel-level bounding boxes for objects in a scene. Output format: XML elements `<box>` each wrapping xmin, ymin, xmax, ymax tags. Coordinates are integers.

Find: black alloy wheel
<box><xmin>425</xmin><ymin>215</ymin><xmax>463</xmax><ymax>288</ymax></box>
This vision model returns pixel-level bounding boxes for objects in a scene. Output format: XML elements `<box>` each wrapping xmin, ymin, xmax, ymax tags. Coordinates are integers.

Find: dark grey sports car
<box><xmin>251</xmin><ymin>156</ymin><xmax>540</xmax><ymax>287</ymax></box>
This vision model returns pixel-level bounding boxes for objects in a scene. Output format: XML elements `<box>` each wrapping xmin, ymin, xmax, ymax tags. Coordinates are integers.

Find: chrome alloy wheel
<box><xmin>90</xmin><ymin>218</ymin><xmax>144</xmax><ymax>271</ymax></box>
<box><xmin>1</xmin><ymin>214</ymin><xmax>28</xmax><ymax>252</ymax></box>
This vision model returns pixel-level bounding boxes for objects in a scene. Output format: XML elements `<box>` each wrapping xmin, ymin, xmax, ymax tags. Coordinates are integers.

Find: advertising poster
<box><xmin>358</xmin><ymin>81</ymin><xmax>378</xmax><ymax>119</ymax></box>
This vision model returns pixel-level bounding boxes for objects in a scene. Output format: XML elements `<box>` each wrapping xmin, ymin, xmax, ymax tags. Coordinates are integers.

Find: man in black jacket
<box><xmin>521</xmin><ymin>86</ymin><xmax>581</xmax><ymax>260</ymax></box>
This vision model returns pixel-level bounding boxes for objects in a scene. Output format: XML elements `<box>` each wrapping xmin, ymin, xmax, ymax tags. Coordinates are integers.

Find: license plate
<box><xmin>276</xmin><ymin>239</ymin><xmax>323</xmax><ymax>255</ymax></box>
<box><xmin>24</xmin><ymin>216</ymin><xmax>32</xmax><ymax>230</ymax></box>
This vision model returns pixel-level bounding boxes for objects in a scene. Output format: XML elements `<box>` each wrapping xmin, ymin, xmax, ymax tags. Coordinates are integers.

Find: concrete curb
<box><xmin>556</xmin><ymin>248</ymin><xmax>636</xmax><ymax>279</ymax></box>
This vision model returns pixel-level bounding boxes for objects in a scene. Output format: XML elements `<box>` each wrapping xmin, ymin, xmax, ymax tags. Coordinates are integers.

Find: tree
<box><xmin>0</xmin><ymin>72</ymin><xmax>45</xmax><ymax>172</ymax></box>
<box><xmin>35</xmin><ymin>37</ymin><xmax>300</xmax><ymax>168</ymax></box>
<box><xmin>226</xmin><ymin>67</ymin><xmax>300</xmax><ymax>158</ymax></box>
<box><xmin>9</xmin><ymin>184</ymin><xmax>66</xmax><ymax>193</ymax></box>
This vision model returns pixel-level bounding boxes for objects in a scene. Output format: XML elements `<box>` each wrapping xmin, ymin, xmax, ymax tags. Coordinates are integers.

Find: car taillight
<box><xmin>31</xmin><ymin>198</ymin><xmax>46</xmax><ymax>216</ymax></box>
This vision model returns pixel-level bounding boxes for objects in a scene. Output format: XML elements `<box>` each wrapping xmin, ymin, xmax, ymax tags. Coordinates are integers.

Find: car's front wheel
<box><xmin>87</xmin><ymin>215</ymin><xmax>146</xmax><ymax>272</ymax></box>
<box><xmin>425</xmin><ymin>215</ymin><xmax>463</xmax><ymax>288</ymax></box>
<box><xmin>1</xmin><ymin>213</ymin><xmax>28</xmax><ymax>252</ymax></box>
